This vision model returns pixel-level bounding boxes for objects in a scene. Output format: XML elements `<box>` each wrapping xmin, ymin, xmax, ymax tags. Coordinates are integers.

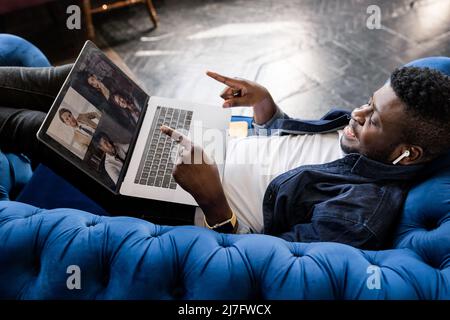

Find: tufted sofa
<box><xmin>0</xmin><ymin>34</ymin><xmax>449</xmax><ymax>299</ymax></box>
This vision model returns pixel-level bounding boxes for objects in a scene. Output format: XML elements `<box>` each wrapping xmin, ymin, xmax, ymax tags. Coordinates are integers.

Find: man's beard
<box><xmin>339</xmin><ymin>136</ymin><xmax>397</xmax><ymax>164</ymax></box>
<box><xmin>340</xmin><ymin>137</ymin><xmax>358</xmax><ymax>155</ymax></box>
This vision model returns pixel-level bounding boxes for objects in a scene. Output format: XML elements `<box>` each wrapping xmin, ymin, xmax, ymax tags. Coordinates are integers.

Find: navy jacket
<box><xmin>253</xmin><ymin>107</ymin><xmax>424</xmax><ymax>249</ymax></box>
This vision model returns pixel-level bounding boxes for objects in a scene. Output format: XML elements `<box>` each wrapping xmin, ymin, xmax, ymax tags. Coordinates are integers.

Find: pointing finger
<box><xmin>206</xmin><ymin>71</ymin><xmax>245</xmax><ymax>89</ymax></box>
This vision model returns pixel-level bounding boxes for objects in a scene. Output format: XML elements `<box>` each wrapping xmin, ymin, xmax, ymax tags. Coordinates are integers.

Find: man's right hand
<box><xmin>206</xmin><ymin>71</ymin><xmax>277</xmax><ymax>125</ymax></box>
<box><xmin>160</xmin><ymin>125</ymin><xmax>234</xmax><ymax>228</ymax></box>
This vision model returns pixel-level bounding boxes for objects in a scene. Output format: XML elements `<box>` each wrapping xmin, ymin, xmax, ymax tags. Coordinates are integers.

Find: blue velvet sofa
<box><xmin>0</xmin><ymin>34</ymin><xmax>449</xmax><ymax>299</ymax></box>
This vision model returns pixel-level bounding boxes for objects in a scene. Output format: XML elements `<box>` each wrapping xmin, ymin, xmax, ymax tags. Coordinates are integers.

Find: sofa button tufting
<box><xmin>221</xmin><ymin>242</ymin><xmax>230</xmax><ymax>249</ymax></box>
<box><xmin>172</xmin><ymin>286</ymin><xmax>185</xmax><ymax>299</ymax></box>
<box><xmin>101</xmin><ymin>271</ymin><xmax>109</xmax><ymax>287</ymax></box>
<box><xmin>34</xmin><ymin>256</ymin><xmax>41</xmax><ymax>275</ymax></box>
<box><xmin>422</xmin><ymin>219</ymin><xmax>436</xmax><ymax>231</ymax></box>
<box><xmin>290</xmin><ymin>245</ymin><xmax>303</xmax><ymax>258</ymax></box>
<box><xmin>220</xmin><ymin>235</ymin><xmax>234</xmax><ymax>248</ymax></box>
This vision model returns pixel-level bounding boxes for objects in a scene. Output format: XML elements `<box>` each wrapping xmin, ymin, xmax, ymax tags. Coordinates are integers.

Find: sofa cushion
<box><xmin>405</xmin><ymin>56</ymin><xmax>450</xmax><ymax>76</ymax></box>
<box><xmin>0</xmin><ymin>153</ymin><xmax>11</xmax><ymax>200</ymax></box>
<box><xmin>0</xmin><ymin>34</ymin><xmax>50</xmax><ymax>67</ymax></box>
<box><xmin>0</xmin><ymin>152</ymin><xmax>33</xmax><ymax>200</ymax></box>
<box><xmin>0</xmin><ymin>200</ymin><xmax>449</xmax><ymax>299</ymax></box>
<box><xmin>394</xmin><ymin>163</ymin><xmax>450</xmax><ymax>270</ymax></box>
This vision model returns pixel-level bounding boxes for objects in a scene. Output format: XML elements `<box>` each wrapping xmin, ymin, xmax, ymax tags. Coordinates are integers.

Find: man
<box><xmin>58</xmin><ymin>108</ymin><xmax>100</xmax><ymax>147</ymax></box>
<box><xmin>0</xmin><ymin>59</ymin><xmax>449</xmax><ymax>249</ymax></box>
<box><xmin>160</xmin><ymin>66</ymin><xmax>450</xmax><ymax>249</ymax></box>
<box><xmin>93</xmin><ymin>132</ymin><xmax>129</xmax><ymax>183</ymax></box>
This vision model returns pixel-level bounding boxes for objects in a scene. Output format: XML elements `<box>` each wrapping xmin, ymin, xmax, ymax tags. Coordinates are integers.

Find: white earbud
<box><xmin>392</xmin><ymin>150</ymin><xmax>410</xmax><ymax>165</ymax></box>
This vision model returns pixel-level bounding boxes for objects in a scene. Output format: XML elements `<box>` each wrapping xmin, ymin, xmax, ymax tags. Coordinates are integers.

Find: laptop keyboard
<box><xmin>134</xmin><ymin>106</ymin><xmax>193</xmax><ymax>189</ymax></box>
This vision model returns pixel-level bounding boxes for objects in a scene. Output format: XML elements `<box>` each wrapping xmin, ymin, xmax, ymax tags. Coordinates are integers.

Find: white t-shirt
<box><xmin>217</xmin><ymin>131</ymin><xmax>345</xmax><ymax>233</ymax></box>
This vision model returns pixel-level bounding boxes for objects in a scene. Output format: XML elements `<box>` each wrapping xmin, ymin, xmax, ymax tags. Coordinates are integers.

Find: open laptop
<box><xmin>37</xmin><ymin>41</ymin><xmax>231</xmax><ymax>206</ymax></box>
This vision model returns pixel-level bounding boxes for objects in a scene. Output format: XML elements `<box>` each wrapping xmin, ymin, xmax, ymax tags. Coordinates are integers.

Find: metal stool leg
<box><xmin>82</xmin><ymin>0</ymin><xmax>159</xmax><ymax>40</ymax></box>
<box><xmin>82</xmin><ymin>0</ymin><xmax>95</xmax><ymax>40</ymax></box>
<box><xmin>145</xmin><ymin>0</ymin><xmax>159</xmax><ymax>28</ymax></box>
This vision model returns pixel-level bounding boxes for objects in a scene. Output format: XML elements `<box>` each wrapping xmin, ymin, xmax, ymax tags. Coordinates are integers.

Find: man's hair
<box><xmin>390</xmin><ymin>66</ymin><xmax>450</xmax><ymax>160</ymax></box>
<box><xmin>58</xmin><ymin>108</ymin><xmax>72</xmax><ymax>123</ymax></box>
<box><xmin>93</xmin><ymin>132</ymin><xmax>112</xmax><ymax>149</ymax></box>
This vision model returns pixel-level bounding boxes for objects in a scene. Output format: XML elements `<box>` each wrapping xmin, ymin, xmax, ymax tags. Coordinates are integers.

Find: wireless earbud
<box><xmin>392</xmin><ymin>150</ymin><xmax>410</xmax><ymax>165</ymax></box>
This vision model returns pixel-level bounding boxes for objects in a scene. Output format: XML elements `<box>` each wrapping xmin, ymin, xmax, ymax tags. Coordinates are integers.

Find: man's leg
<box><xmin>0</xmin><ymin>65</ymin><xmax>72</xmax><ymax>159</ymax></box>
<box><xmin>0</xmin><ymin>65</ymin><xmax>72</xmax><ymax>111</ymax></box>
<box><xmin>0</xmin><ymin>107</ymin><xmax>45</xmax><ymax>161</ymax></box>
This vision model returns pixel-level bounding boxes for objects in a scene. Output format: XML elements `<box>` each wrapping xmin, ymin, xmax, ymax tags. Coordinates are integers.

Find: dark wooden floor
<box><xmin>2</xmin><ymin>0</ymin><xmax>450</xmax><ymax>118</ymax></box>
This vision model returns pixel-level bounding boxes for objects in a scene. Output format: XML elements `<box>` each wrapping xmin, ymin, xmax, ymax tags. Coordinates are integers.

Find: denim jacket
<box><xmin>253</xmin><ymin>107</ymin><xmax>424</xmax><ymax>249</ymax></box>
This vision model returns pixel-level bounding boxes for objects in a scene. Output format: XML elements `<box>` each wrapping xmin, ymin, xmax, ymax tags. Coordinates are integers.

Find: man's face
<box><xmin>340</xmin><ymin>83</ymin><xmax>408</xmax><ymax>163</ymax></box>
<box><xmin>61</xmin><ymin>111</ymin><xmax>78</xmax><ymax>127</ymax></box>
<box><xmin>99</xmin><ymin>137</ymin><xmax>115</xmax><ymax>155</ymax></box>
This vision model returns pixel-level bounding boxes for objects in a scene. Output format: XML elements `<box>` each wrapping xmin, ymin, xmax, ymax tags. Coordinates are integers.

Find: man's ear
<box><xmin>390</xmin><ymin>145</ymin><xmax>424</xmax><ymax>165</ymax></box>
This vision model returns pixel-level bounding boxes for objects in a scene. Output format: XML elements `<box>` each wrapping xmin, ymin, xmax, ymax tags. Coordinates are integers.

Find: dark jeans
<box><xmin>0</xmin><ymin>65</ymin><xmax>72</xmax><ymax>160</ymax></box>
<box><xmin>0</xmin><ymin>65</ymin><xmax>195</xmax><ymax>225</ymax></box>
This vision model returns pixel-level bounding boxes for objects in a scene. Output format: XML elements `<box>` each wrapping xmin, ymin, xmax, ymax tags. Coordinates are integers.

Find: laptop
<box><xmin>37</xmin><ymin>41</ymin><xmax>231</xmax><ymax>206</ymax></box>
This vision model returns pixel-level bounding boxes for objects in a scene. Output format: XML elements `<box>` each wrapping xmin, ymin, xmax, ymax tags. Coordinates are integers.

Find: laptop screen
<box><xmin>37</xmin><ymin>41</ymin><xmax>149</xmax><ymax>192</ymax></box>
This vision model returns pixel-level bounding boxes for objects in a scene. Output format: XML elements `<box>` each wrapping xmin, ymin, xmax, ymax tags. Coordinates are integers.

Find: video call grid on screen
<box><xmin>39</xmin><ymin>42</ymin><xmax>149</xmax><ymax>192</ymax></box>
